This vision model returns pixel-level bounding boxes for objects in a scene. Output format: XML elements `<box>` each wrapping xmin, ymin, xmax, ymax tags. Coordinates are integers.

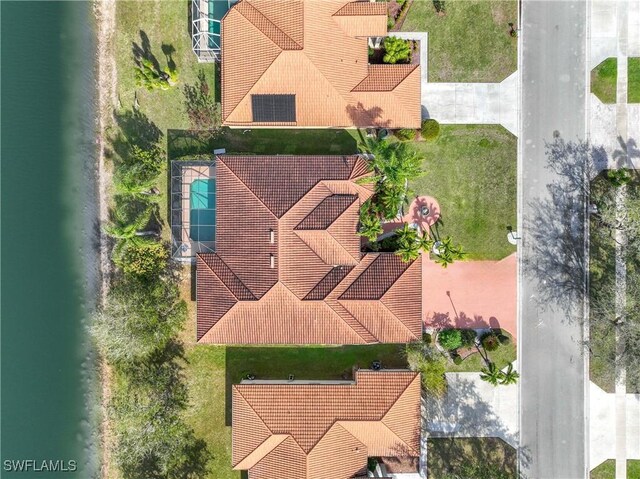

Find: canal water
<box><xmin>1</xmin><ymin>2</ymin><xmax>100</xmax><ymax>477</ymax></box>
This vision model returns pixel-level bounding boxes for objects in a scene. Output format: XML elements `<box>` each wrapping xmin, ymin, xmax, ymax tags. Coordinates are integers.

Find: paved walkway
<box><xmin>421</xmin><ymin>72</ymin><xmax>518</xmax><ymax>136</ymax></box>
<box><xmin>422</xmin><ymin>254</ymin><xmax>517</xmax><ymax>338</ymax></box>
<box><xmin>424</xmin><ymin>368</ymin><xmax>519</xmax><ymax>449</ymax></box>
<box><xmin>589</xmin><ymin>382</ymin><xmax>640</xmax><ymax>469</ymax></box>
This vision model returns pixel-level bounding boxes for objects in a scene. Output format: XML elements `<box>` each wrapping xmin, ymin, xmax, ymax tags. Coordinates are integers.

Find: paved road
<box><xmin>519</xmin><ymin>1</ymin><xmax>588</xmax><ymax>478</ymax></box>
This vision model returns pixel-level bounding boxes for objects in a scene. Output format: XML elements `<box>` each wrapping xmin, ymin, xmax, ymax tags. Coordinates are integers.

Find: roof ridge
<box><xmin>351</xmin><ymin>64</ymin><xmax>419</xmax><ymax>92</ymax></box>
<box><xmin>234</xmin><ymin>386</ymin><xmax>274</xmax><ymax>435</ymax></box>
<box><xmin>381</xmin><ymin>374</ymin><xmax>421</xmax><ymax>454</ymax></box>
<box><xmin>325</xmin><ymin>298</ymin><xmax>377</xmax><ymax>343</ymax></box>
<box><xmin>200</xmin><ymin>253</ymin><xmax>257</xmax><ymax>301</ymax></box>
<box><xmin>378</xmin><ymin>297</ymin><xmax>420</xmax><ymax>339</ymax></box>
<box><xmin>216</xmin><ymin>156</ymin><xmax>282</xmax><ymax>217</ymax></box>
<box><xmin>235</xmin><ymin>1</ymin><xmax>302</xmax><ymax>50</ymax></box>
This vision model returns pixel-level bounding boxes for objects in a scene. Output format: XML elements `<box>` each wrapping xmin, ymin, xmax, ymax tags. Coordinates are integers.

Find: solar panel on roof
<box><xmin>251</xmin><ymin>94</ymin><xmax>296</xmax><ymax>122</ymax></box>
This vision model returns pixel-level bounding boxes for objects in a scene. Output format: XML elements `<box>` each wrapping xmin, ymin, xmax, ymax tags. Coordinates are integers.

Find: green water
<box><xmin>1</xmin><ymin>2</ymin><xmax>99</xmax><ymax>477</ymax></box>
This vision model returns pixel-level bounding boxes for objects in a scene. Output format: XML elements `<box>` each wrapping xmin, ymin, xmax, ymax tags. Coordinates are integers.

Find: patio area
<box><xmin>422</xmin><ymin>253</ymin><xmax>517</xmax><ymax>338</ymax></box>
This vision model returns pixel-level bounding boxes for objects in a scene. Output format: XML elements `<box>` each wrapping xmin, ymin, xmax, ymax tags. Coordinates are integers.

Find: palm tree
<box><xmin>382</xmin><ymin>36</ymin><xmax>411</xmax><ymax>64</ymax></box>
<box><xmin>499</xmin><ymin>363</ymin><xmax>520</xmax><ymax>385</ymax></box>
<box><xmin>433</xmin><ymin>236</ymin><xmax>465</xmax><ymax>268</ymax></box>
<box><xmin>105</xmin><ymin>205</ymin><xmax>156</xmax><ymax>256</ymax></box>
<box><xmin>114</xmin><ymin>170</ymin><xmax>159</xmax><ymax>202</ymax></box>
<box><xmin>479</xmin><ymin>363</ymin><xmax>501</xmax><ymax>386</ymax></box>
<box><xmin>359</xmin><ymin>209</ymin><xmax>383</xmax><ymax>242</ymax></box>
<box><xmin>395</xmin><ymin>223</ymin><xmax>421</xmax><ymax>263</ymax></box>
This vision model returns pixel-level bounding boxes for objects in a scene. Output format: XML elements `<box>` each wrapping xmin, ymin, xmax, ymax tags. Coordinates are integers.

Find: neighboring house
<box><xmin>196</xmin><ymin>154</ymin><xmax>422</xmax><ymax>344</ymax></box>
<box><xmin>232</xmin><ymin>370</ymin><xmax>421</xmax><ymax>478</ymax></box>
<box><xmin>221</xmin><ymin>0</ymin><xmax>421</xmax><ymax>128</ymax></box>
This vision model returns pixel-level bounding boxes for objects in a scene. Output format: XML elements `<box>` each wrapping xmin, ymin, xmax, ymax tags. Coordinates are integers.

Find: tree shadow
<box><xmin>346</xmin><ymin>102</ymin><xmax>391</xmax><ymax>128</ymax></box>
<box><xmin>161</xmin><ymin>43</ymin><xmax>176</xmax><ymax>72</ymax></box>
<box><xmin>424</xmin><ymin>376</ymin><xmax>529</xmax><ymax>476</ymax></box>
<box><xmin>132</xmin><ymin>30</ymin><xmax>161</xmax><ymax>72</ymax></box>
<box><xmin>523</xmin><ymin>138</ymin><xmax>595</xmax><ymax>320</ymax></box>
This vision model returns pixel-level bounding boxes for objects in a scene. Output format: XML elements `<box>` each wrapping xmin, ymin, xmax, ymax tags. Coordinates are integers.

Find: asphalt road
<box><xmin>519</xmin><ymin>1</ymin><xmax>588</xmax><ymax>478</ymax></box>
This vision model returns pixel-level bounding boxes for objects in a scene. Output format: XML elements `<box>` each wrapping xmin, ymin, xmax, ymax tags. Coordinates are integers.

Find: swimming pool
<box><xmin>190</xmin><ymin>178</ymin><xmax>216</xmax><ymax>241</ymax></box>
<box><xmin>207</xmin><ymin>0</ymin><xmax>238</xmax><ymax>48</ymax></box>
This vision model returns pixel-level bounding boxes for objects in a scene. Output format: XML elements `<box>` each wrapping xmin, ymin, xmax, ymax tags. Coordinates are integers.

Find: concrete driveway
<box><xmin>422</xmin><ymin>254</ymin><xmax>517</xmax><ymax>338</ymax></box>
<box><xmin>421</xmin><ymin>72</ymin><xmax>518</xmax><ymax>136</ymax></box>
<box><xmin>424</xmin><ymin>368</ymin><xmax>519</xmax><ymax>449</ymax></box>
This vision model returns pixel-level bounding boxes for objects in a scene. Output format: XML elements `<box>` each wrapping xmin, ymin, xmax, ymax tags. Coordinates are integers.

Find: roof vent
<box><xmin>270</xmin><ymin>253</ymin><xmax>275</xmax><ymax>269</ymax></box>
<box><xmin>269</xmin><ymin>229</ymin><xmax>275</xmax><ymax>244</ymax></box>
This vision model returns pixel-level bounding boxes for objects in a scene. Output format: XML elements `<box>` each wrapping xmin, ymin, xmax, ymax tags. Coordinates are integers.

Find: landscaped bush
<box><xmin>406</xmin><ymin>342</ymin><xmax>448</xmax><ymax>396</ymax></box>
<box><xmin>481</xmin><ymin>332</ymin><xmax>500</xmax><ymax>352</ymax></box>
<box><xmin>383</xmin><ymin>36</ymin><xmax>411</xmax><ymax>64</ymax></box>
<box><xmin>438</xmin><ymin>328</ymin><xmax>463</xmax><ymax>351</ymax></box>
<box><xmin>499</xmin><ymin>334</ymin><xmax>511</xmax><ymax>345</ymax></box>
<box><xmin>395</xmin><ymin>128</ymin><xmax>417</xmax><ymax>141</ymax></box>
<box><xmin>421</xmin><ymin>119</ymin><xmax>440</xmax><ymax>141</ymax></box>
<box><xmin>422</xmin><ymin>332</ymin><xmax>432</xmax><ymax>344</ymax></box>
<box><xmin>452</xmin><ymin>354</ymin><xmax>463</xmax><ymax>365</ymax></box>
<box><xmin>114</xmin><ymin>239</ymin><xmax>168</xmax><ymax>279</ymax></box>
<box><xmin>460</xmin><ymin>329</ymin><xmax>477</xmax><ymax>347</ymax></box>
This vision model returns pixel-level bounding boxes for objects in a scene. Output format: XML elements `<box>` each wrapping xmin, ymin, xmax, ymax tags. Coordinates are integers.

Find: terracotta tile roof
<box><xmin>232</xmin><ymin>370</ymin><xmax>421</xmax><ymax>478</ymax></box>
<box><xmin>221</xmin><ymin>0</ymin><xmax>421</xmax><ymax>128</ymax></box>
<box><xmin>333</xmin><ymin>1</ymin><xmax>388</xmax><ymax>16</ymax></box>
<box><xmin>196</xmin><ymin>155</ymin><xmax>422</xmax><ymax>344</ymax></box>
<box><xmin>352</xmin><ymin>64</ymin><xmax>420</xmax><ymax>92</ymax></box>
<box><xmin>295</xmin><ymin>194</ymin><xmax>357</xmax><ymax>230</ymax></box>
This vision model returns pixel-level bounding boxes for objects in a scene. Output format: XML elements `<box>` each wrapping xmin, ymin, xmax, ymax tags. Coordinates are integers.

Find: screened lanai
<box><xmin>191</xmin><ymin>0</ymin><xmax>238</xmax><ymax>62</ymax></box>
<box><xmin>171</xmin><ymin>161</ymin><xmax>216</xmax><ymax>261</ymax></box>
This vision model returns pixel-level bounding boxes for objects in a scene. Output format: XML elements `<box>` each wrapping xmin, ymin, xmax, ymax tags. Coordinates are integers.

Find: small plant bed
<box><xmin>368</xmin><ymin>36</ymin><xmax>418</xmax><ymax>65</ymax></box>
<box><xmin>590</xmin><ymin>459</ymin><xmax>640</xmax><ymax>479</ymax></box>
<box><xmin>591</xmin><ymin>58</ymin><xmax>617</xmax><ymax>104</ymax></box>
<box><xmin>386</xmin><ymin>0</ymin><xmax>413</xmax><ymax>31</ymax></box>
<box><xmin>436</xmin><ymin>329</ymin><xmax>516</xmax><ymax>373</ymax></box>
<box><xmin>427</xmin><ymin>437</ymin><xmax>518</xmax><ymax>479</ymax></box>
<box><xmin>629</xmin><ymin>57</ymin><xmax>640</xmax><ymax>103</ymax></box>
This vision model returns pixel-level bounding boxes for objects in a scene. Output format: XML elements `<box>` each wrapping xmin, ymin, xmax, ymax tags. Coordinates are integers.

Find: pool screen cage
<box><xmin>171</xmin><ymin>161</ymin><xmax>216</xmax><ymax>262</ymax></box>
<box><xmin>191</xmin><ymin>0</ymin><xmax>237</xmax><ymax>62</ymax></box>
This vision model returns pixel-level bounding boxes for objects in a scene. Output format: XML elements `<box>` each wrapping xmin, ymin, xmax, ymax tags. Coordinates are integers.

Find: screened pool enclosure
<box><xmin>191</xmin><ymin>0</ymin><xmax>238</xmax><ymax>62</ymax></box>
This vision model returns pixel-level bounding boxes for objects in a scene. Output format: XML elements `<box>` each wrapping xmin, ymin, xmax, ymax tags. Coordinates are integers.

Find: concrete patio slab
<box><xmin>422</xmin><ymin>253</ymin><xmax>517</xmax><ymax>338</ymax></box>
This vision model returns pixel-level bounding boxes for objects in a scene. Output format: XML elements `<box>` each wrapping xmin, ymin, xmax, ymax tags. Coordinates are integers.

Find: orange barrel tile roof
<box><xmin>196</xmin><ymin>155</ymin><xmax>423</xmax><ymax>344</ymax></box>
<box><xmin>221</xmin><ymin>0</ymin><xmax>421</xmax><ymax>128</ymax></box>
<box><xmin>232</xmin><ymin>370</ymin><xmax>421</xmax><ymax>478</ymax></box>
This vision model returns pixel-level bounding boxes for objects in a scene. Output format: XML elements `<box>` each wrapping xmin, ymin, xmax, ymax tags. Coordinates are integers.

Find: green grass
<box><xmin>427</xmin><ymin>437</ymin><xmax>517</xmax><ymax>478</ymax></box>
<box><xmin>407</xmin><ymin>125</ymin><xmax>517</xmax><ymax>260</ymax></box>
<box><xmin>114</xmin><ymin>1</ymin><xmax>213</xmax><ymax>132</ymax></box>
<box><xmin>444</xmin><ymin>333</ymin><xmax>516</xmax><ymax>373</ymax></box>
<box><xmin>629</xmin><ymin>57</ymin><xmax>640</xmax><ymax>103</ymax></box>
<box><xmin>591</xmin><ymin>459</ymin><xmax>640</xmax><ymax>479</ymax></box>
<box><xmin>168</xmin><ymin>128</ymin><xmax>359</xmax><ymax>159</ymax></box>
<box><xmin>402</xmin><ymin>0</ymin><xmax>518</xmax><ymax>82</ymax></box>
<box><xmin>182</xmin><ymin>344</ymin><xmax>408</xmax><ymax>479</ymax></box>
<box><xmin>591</xmin><ymin>58</ymin><xmax>618</xmax><ymax>104</ymax></box>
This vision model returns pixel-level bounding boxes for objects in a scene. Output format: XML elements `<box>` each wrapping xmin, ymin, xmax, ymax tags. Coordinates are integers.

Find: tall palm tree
<box><xmin>433</xmin><ymin>236</ymin><xmax>466</xmax><ymax>268</ymax></box>
<box><xmin>114</xmin><ymin>171</ymin><xmax>159</xmax><ymax>202</ymax></box>
<box><xmin>105</xmin><ymin>205</ymin><xmax>156</xmax><ymax>256</ymax></box>
<box><xmin>395</xmin><ymin>223</ymin><xmax>421</xmax><ymax>263</ymax></box>
<box><xmin>499</xmin><ymin>363</ymin><xmax>520</xmax><ymax>385</ymax></box>
<box><xmin>479</xmin><ymin>363</ymin><xmax>501</xmax><ymax>386</ymax></box>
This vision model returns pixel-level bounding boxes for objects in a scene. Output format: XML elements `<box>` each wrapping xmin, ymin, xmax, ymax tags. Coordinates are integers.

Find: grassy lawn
<box><xmin>407</xmin><ymin>125</ymin><xmax>517</xmax><ymax>260</ymax></box>
<box><xmin>629</xmin><ymin>57</ymin><xmax>640</xmax><ymax>103</ymax></box>
<box><xmin>591</xmin><ymin>58</ymin><xmax>618</xmax><ymax>104</ymax></box>
<box><xmin>114</xmin><ymin>1</ymin><xmax>213</xmax><ymax>132</ymax></box>
<box><xmin>182</xmin><ymin>343</ymin><xmax>408</xmax><ymax>479</ymax></box>
<box><xmin>591</xmin><ymin>459</ymin><xmax>640</xmax><ymax>479</ymax></box>
<box><xmin>402</xmin><ymin>0</ymin><xmax>517</xmax><ymax>82</ymax></box>
<box><xmin>444</xmin><ymin>333</ymin><xmax>516</xmax><ymax>373</ymax></box>
<box><xmin>167</xmin><ymin>128</ymin><xmax>359</xmax><ymax>159</ymax></box>
<box><xmin>427</xmin><ymin>437</ymin><xmax>517</xmax><ymax>478</ymax></box>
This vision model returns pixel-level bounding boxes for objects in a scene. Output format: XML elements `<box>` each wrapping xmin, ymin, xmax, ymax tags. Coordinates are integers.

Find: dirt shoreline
<box><xmin>94</xmin><ymin>0</ymin><xmax>117</xmax><ymax>477</ymax></box>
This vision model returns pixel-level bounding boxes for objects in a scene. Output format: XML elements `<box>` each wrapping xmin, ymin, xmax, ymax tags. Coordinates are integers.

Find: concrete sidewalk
<box><xmin>421</xmin><ymin>72</ymin><xmax>518</xmax><ymax>136</ymax></box>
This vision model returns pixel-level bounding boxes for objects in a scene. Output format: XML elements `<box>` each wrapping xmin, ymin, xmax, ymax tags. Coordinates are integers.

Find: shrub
<box><xmin>387</xmin><ymin>0</ymin><xmax>401</xmax><ymax>20</ymax></box>
<box><xmin>460</xmin><ymin>329</ymin><xmax>477</xmax><ymax>347</ymax></box>
<box><xmin>499</xmin><ymin>334</ymin><xmax>511</xmax><ymax>345</ymax></box>
<box><xmin>438</xmin><ymin>328</ymin><xmax>462</xmax><ymax>351</ymax></box>
<box><xmin>114</xmin><ymin>239</ymin><xmax>168</xmax><ymax>279</ymax></box>
<box><xmin>182</xmin><ymin>70</ymin><xmax>221</xmax><ymax>130</ymax></box>
<box><xmin>481</xmin><ymin>332</ymin><xmax>500</xmax><ymax>352</ymax></box>
<box><xmin>382</xmin><ymin>37</ymin><xmax>411</xmax><ymax>64</ymax></box>
<box><xmin>479</xmin><ymin>138</ymin><xmax>490</xmax><ymax>148</ymax></box>
<box><xmin>421</xmin><ymin>119</ymin><xmax>440</xmax><ymax>141</ymax></box>
<box><xmin>405</xmin><ymin>342</ymin><xmax>447</xmax><ymax>396</ymax></box>
<box><xmin>453</xmin><ymin>355</ymin><xmax>463</xmax><ymax>365</ymax></box>
<box><xmin>395</xmin><ymin>128</ymin><xmax>416</xmax><ymax>141</ymax></box>
<box><xmin>367</xmin><ymin>457</ymin><xmax>378</xmax><ymax>472</ymax></box>
<box><xmin>422</xmin><ymin>332</ymin><xmax>432</xmax><ymax>344</ymax></box>
<box><xmin>607</xmin><ymin>168</ymin><xmax>633</xmax><ymax>187</ymax></box>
